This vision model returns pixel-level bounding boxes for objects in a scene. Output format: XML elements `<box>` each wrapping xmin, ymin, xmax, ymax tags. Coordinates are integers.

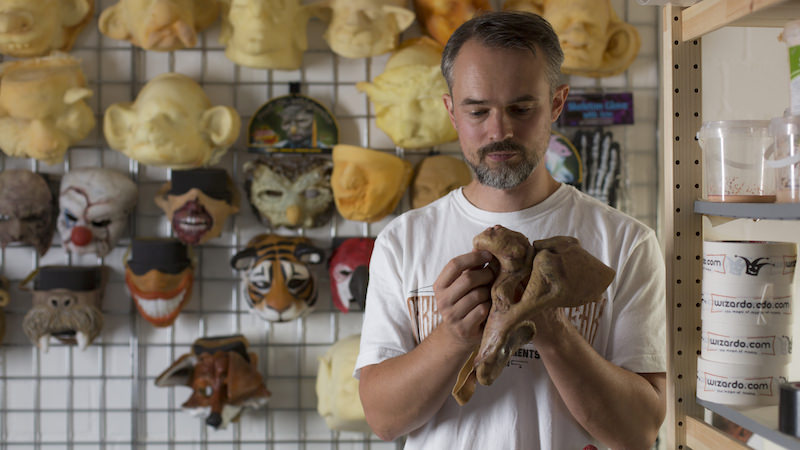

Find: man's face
<box><xmin>443</xmin><ymin>40</ymin><xmax>567</xmax><ymax>190</ymax></box>
<box><xmin>281</xmin><ymin>108</ymin><xmax>314</xmax><ymax>145</ymax></box>
<box><xmin>544</xmin><ymin>0</ymin><xmax>610</xmax><ymax>69</ymax></box>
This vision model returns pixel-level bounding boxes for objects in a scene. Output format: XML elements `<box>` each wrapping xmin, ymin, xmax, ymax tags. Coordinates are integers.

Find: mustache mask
<box><xmin>125</xmin><ymin>237</ymin><xmax>193</xmax><ymax>327</ymax></box>
<box><xmin>22</xmin><ymin>265</ymin><xmax>107</xmax><ymax>352</ymax></box>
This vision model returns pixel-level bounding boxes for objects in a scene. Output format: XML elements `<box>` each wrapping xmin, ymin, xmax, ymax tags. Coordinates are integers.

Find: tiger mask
<box><xmin>231</xmin><ymin>234</ymin><xmax>324</xmax><ymax>322</ymax></box>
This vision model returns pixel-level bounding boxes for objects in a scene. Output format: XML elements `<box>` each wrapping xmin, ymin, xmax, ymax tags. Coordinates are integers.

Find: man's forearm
<box><xmin>359</xmin><ymin>327</ymin><xmax>474</xmax><ymax>441</ymax></box>
<box><xmin>536</xmin><ymin>322</ymin><xmax>666</xmax><ymax>449</ymax></box>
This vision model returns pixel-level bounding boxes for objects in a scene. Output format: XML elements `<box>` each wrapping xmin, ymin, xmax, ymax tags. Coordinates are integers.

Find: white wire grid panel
<box><xmin>0</xmin><ymin>0</ymin><xmax>660</xmax><ymax>448</ymax></box>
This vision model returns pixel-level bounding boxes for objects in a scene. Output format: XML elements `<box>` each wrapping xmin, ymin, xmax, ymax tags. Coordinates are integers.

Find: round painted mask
<box><xmin>331</xmin><ymin>144</ymin><xmax>412</xmax><ymax>223</ymax></box>
<box><xmin>0</xmin><ymin>0</ymin><xmax>93</xmax><ymax>57</ymax></box>
<box><xmin>231</xmin><ymin>234</ymin><xmax>324</xmax><ymax>322</ymax></box>
<box><xmin>411</xmin><ymin>155</ymin><xmax>472</xmax><ymax>209</ymax></box>
<box><xmin>328</xmin><ymin>237</ymin><xmax>374</xmax><ymax>313</ymax></box>
<box><xmin>0</xmin><ymin>169</ymin><xmax>55</xmax><ymax>256</ymax></box>
<box><xmin>58</xmin><ymin>168</ymin><xmax>138</xmax><ymax>257</ymax></box>
<box><xmin>22</xmin><ymin>265</ymin><xmax>106</xmax><ymax>352</ymax></box>
<box><xmin>155</xmin><ymin>168</ymin><xmax>240</xmax><ymax>246</ymax></box>
<box><xmin>243</xmin><ymin>156</ymin><xmax>334</xmax><ymax>229</ymax></box>
<box><xmin>125</xmin><ymin>238</ymin><xmax>193</xmax><ymax>327</ymax></box>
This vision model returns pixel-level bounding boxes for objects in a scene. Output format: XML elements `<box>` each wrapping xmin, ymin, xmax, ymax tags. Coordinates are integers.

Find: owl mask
<box><xmin>219</xmin><ymin>0</ymin><xmax>311</xmax><ymax>70</ymax></box>
<box><xmin>22</xmin><ymin>265</ymin><xmax>107</xmax><ymax>352</ymax></box>
<box><xmin>411</xmin><ymin>155</ymin><xmax>472</xmax><ymax>209</ymax></box>
<box><xmin>231</xmin><ymin>234</ymin><xmax>324</xmax><ymax>322</ymax></box>
<box><xmin>156</xmin><ymin>168</ymin><xmax>240</xmax><ymax>246</ymax></box>
<box><xmin>0</xmin><ymin>169</ymin><xmax>55</xmax><ymax>256</ymax></box>
<box><xmin>58</xmin><ymin>168</ymin><xmax>138</xmax><ymax>257</ymax></box>
<box><xmin>356</xmin><ymin>37</ymin><xmax>457</xmax><ymax>149</ymax></box>
<box><xmin>155</xmin><ymin>335</ymin><xmax>270</xmax><ymax>429</ymax></box>
<box><xmin>0</xmin><ymin>54</ymin><xmax>95</xmax><ymax>164</ymax></box>
<box><xmin>99</xmin><ymin>0</ymin><xmax>219</xmax><ymax>51</ymax></box>
<box><xmin>328</xmin><ymin>238</ymin><xmax>374</xmax><ymax>313</ymax></box>
<box><xmin>331</xmin><ymin>145</ymin><xmax>412</xmax><ymax>223</ymax></box>
<box><xmin>243</xmin><ymin>156</ymin><xmax>334</xmax><ymax>229</ymax></box>
<box><xmin>314</xmin><ymin>0</ymin><xmax>415</xmax><ymax>59</ymax></box>
<box><xmin>0</xmin><ymin>0</ymin><xmax>93</xmax><ymax>57</ymax></box>
<box><xmin>125</xmin><ymin>238</ymin><xmax>193</xmax><ymax>327</ymax></box>
<box><xmin>104</xmin><ymin>72</ymin><xmax>241</xmax><ymax>169</ymax></box>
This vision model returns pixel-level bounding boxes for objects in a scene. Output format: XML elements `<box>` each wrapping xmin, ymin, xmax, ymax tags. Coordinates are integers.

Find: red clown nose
<box><xmin>70</xmin><ymin>226</ymin><xmax>93</xmax><ymax>246</ymax></box>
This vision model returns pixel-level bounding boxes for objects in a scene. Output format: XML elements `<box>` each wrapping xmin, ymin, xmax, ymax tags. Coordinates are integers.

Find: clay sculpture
<box><xmin>452</xmin><ymin>225</ymin><xmax>615</xmax><ymax>405</ymax></box>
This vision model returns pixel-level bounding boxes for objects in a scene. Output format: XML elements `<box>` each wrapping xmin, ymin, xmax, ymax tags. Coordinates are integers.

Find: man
<box><xmin>355</xmin><ymin>11</ymin><xmax>666</xmax><ymax>450</ymax></box>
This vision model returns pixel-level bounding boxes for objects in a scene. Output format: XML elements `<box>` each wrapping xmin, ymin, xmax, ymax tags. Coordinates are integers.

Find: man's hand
<box><xmin>432</xmin><ymin>250</ymin><xmax>496</xmax><ymax>352</ymax></box>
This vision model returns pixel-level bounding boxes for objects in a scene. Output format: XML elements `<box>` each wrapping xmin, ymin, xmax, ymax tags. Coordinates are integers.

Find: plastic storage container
<box><xmin>698</xmin><ymin>120</ymin><xmax>775</xmax><ymax>202</ymax></box>
<box><xmin>768</xmin><ymin>115</ymin><xmax>800</xmax><ymax>202</ymax></box>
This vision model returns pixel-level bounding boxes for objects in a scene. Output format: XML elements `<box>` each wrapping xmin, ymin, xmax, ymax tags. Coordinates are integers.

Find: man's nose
<box><xmin>487</xmin><ymin>112</ymin><xmax>513</xmax><ymax>142</ymax></box>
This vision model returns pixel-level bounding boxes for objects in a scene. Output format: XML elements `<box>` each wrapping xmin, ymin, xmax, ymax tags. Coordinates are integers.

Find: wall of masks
<box><xmin>0</xmin><ymin>0</ymin><xmax>660</xmax><ymax>448</ymax></box>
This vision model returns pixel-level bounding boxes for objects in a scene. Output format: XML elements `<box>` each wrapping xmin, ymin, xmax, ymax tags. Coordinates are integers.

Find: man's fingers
<box><xmin>434</xmin><ymin>250</ymin><xmax>494</xmax><ymax>291</ymax></box>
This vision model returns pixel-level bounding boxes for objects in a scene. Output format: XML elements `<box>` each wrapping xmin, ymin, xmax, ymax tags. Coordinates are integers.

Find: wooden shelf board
<box><xmin>694</xmin><ymin>200</ymin><xmax>800</xmax><ymax>219</ymax></box>
<box><xmin>686</xmin><ymin>416</ymin><xmax>750</xmax><ymax>449</ymax></box>
<box><xmin>681</xmin><ymin>0</ymin><xmax>800</xmax><ymax>41</ymax></box>
<box><xmin>697</xmin><ymin>398</ymin><xmax>800</xmax><ymax>448</ymax></box>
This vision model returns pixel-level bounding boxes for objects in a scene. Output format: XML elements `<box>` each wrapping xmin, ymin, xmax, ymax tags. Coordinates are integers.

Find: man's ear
<box><xmin>384</xmin><ymin>5</ymin><xmax>415</xmax><ymax>32</ymax></box>
<box><xmin>550</xmin><ymin>84</ymin><xmax>569</xmax><ymax>123</ymax></box>
<box><xmin>442</xmin><ymin>93</ymin><xmax>456</xmax><ymax>130</ymax></box>
<box><xmin>103</xmin><ymin>104</ymin><xmax>136</xmax><ymax>150</ymax></box>
<box><xmin>201</xmin><ymin>106</ymin><xmax>241</xmax><ymax>148</ymax></box>
<box><xmin>98</xmin><ymin>4</ymin><xmax>132</xmax><ymax>41</ymax></box>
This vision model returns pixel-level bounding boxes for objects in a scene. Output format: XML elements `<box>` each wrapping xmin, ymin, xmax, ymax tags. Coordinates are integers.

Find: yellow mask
<box><xmin>412</xmin><ymin>155</ymin><xmax>473</xmax><ymax>209</ymax></box>
<box><xmin>0</xmin><ymin>0</ymin><xmax>93</xmax><ymax>57</ymax></box>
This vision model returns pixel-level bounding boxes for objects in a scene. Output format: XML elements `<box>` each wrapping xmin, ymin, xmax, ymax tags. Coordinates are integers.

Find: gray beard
<box><xmin>467</xmin><ymin>139</ymin><xmax>539</xmax><ymax>190</ymax></box>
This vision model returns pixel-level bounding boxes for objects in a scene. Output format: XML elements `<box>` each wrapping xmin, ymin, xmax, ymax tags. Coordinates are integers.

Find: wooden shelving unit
<box><xmin>664</xmin><ymin>1</ymin><xmax>800</xmax><ymax>448</ymax></box>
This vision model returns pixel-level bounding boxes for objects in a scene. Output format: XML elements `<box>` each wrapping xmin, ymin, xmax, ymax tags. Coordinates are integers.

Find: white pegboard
<box><xmin>0</xmin><ymin>1</ymin><xmax>660</xmax><ymax>448</ymax></box>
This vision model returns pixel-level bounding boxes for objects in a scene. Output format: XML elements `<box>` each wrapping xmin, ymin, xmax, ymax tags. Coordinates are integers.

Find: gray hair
<box><xmin>441</xmin><ymin>11</ymin><xmax>564</xmax><ymax>96</ymax></box>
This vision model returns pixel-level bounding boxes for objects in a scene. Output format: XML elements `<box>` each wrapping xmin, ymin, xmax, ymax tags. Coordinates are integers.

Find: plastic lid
<box><xmin>770</xmin><ymin>114</ymin><xmax>800</xmax><ymax>136</ymax></box>
<box><xmin>697</xmin><ymin>120</ymin><xmax>771</xmax><ymax>139</ymax></box>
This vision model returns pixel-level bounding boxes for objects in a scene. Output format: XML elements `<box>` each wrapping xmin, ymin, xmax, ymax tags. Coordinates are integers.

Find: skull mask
<box><xmin>155</xmin><ymin>335</ymin><xmax>271</xmax><ymax>429</ymax></box>
<box><xmin>58</xmin><ymin>168</ymin><xmax>138</xmax><ymax>257</ymax></box>
<box><xmin>22</xmin><ymin>265</ymin><xmax>107</xmax><ymax>352</ymax></box>
<box><xmin>243</xmin><ymin>156</ymin><xmax>334</xmax><ymax>229</ymax></box>
<box><xmin>328</xmin><ymin>237</ymin><xmax>374</xmax><ymax>313</ymax></box>
<box><xmin>231</xmin><ymin>234</ymin><xmax>324</xmax><ymax>322</ymax></box>
<box><xmin>125</xmin><ymin>238</ymin><xmax>193</xmax><ymax>327</ymax></box>
<box><xmin>0</xmin><ymin>169</ymin><xmax>55</xmax><ymax>256</ymax></box>
<box><xmin>155</xmin><ymin>168</ymin><xmax>240</xmax><ymax>246</ymax></box>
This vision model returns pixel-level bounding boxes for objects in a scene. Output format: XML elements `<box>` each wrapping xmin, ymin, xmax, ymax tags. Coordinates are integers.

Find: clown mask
<box><xmin>0</xmin><ymin>54</ymin><xmax>95</xmax><ymax>164</ymax></box>
<box><xmin>58</xmin><ymin>168</ymin><xmax>137</xmax><ymax>257</ymax></box>
<box><xmin>231</xmin><ymin>234</ymin><xmax>324</xmax><ymax>322</ymax></box>
<box><xmin>331</xmin><ymin>145</ymin><xmax>412</xmax><ymax>223</ymax></box>
<box><xmin>411</xmin><ymin>155</ymin><xmax>472</xmax><ymax>209</ymax></box>
<box><xmin>156</xmin><ymin>335</ymin><xmax>270</xmax><ymax>429</ymax></box>
<box><xmin>22</xmin><ymin>265</ymin><xmax>107</xmax><ymax>352</ymax></box>
<box><xmin>328</xmin><ymin>238</ymin><xmax>374</xmax><ymax>313</ymax></box>
<box><xmin>315</xmin><ymin>0</ymin><xmax>415</xmax><ymax>59</ymax></box>
<box><xmin>219</xmin><ymin>0</ymin><xmax>312</xmax><ymax>70</ymax></box>
<box><xmin>356</xmin><ymin>37</ymin><xmax>457</xmax><ymax>149</ymax></box>
<box><xmin>126</xmin><ymin>238</ymin><xmax>193</xmax><ymax>327</ymax></box>
<box><xmin>155</xmin><ymin>168</ymin><xmax>240</xmax><ymax>246</ymax></box>
<box><xmin>104</xmin><ymin>72</ymin><xmax>241</xmax><ymax>169</ymax></box>
<box><xmin>0</xmin><ymin>169</ymin><xmax>55</xmax><ymax>256</ymax></box>
<box><xmin>99</xmin><ymin>0</ymin><xmax>219</xmax><ymax>51</ymax></box>
<box><xmin>243</xmin><ymin>156</ymin><xmax>334</xmax><ymax>229</ymax></box>
<box><xmin>316</xmin><ymin>334</ymin><xmax>370</xmax><ymax>432</ymax></box>
<box><xmin>0</xmin><ymin>0</ymin><xmax>93</xmax><ymax>57</ymax></box>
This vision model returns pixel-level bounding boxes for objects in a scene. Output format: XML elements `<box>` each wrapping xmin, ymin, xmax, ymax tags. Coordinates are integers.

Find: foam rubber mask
<box><xmin>315</xmin><ymin>0</ymin><xmax>414</xmax><ymax>59</ymax></box>
<box><xmin>328</xmin><ymin>237</ymin><xmax>374</xmax><ymax>313</ymax></box>
<box><xmin>0</xmin><ymin>0</ymin><xmax>93</xmax><ymax>57</ymax></box>
<box><xmin>125</xmin><ymin>238</ymin><xmax>193</xmax><ymax>327</ymax></box>
<box><xmin>0</xmin><ymin>169</ymin><xmax>55</xmax><ymax>256</ymax></box>
<box><xmin>331</xmin><ymin>144</ymin><xmax>412</xmax><ymax>223</ymax></box>
<box><xmin>243</xmin><ymin>156</ymin><xmax>334</xmax><ymax>229</ymax></box>
<box><xmin>411</xmin><ymin>155</ymin><xmax>472</xmax><ymax>209</ymax></box>
<box><xmin>155</xmin><ymin>168</ymin><xmax>239</xmax><ymax>246</ymax></box>
<box><xmin>22</xmin><ymin>265</ymin><xmax>107</xmax><ymax>352</ymax></box>
<box><xmin>58</xmin><ymin>168</ymin><xmax>138</xmax><ymax>257</ymax></box>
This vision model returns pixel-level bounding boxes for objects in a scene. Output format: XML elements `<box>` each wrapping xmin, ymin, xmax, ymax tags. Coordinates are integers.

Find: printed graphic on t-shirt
<box><xmin>406</xmin><ymin>286</ymin><xmax>607</xmax><ymax>348</ymax></box>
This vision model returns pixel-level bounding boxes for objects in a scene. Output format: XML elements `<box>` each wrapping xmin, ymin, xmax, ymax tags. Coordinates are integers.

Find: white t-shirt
<box><xmin>355</xmin><ymin>184</ymin><xmax>666</xmax><ymax>450</ymax></box>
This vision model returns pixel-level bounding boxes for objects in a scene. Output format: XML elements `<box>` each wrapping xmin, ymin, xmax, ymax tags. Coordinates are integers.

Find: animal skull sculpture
<box><xmin>22</xmin><ymin>265</ymin><xmax>107</xmax><ymax>352</ymax></box>
<box><xmin>452</xmin><ymin>225</ymin><xmax>615</xmax><ymax>405</ymax></box>
<box><xmin>58</xmin><ymin>168</ymin><xmax>138</xmax><ymax>257</ymax></box>
<box><xmin>243</xmin><ymin>156</ymin><xmax>334</xmax><ymax>229</ymax></box>
<box><xmin>0</xmin><ymin>0</ymin><xmax>93</xmax><ymax>57</ymax></box>
<box><xmin>0</xmin><ymin>54</ymin><xmax>95</xmax><ymax>164</ymax></box>
<box><xmin>231</xmin><ymin>234</ymin><xmax>324</xmax><ymax>322</ymax></box>
<box><xmin>99</xmin><ymin>0</ymin><xmax>219</xmax><ymax>51</ymax></box>
<box><xmin>155</xmin><ymin>335</ymin><xmax>271</xmax><ymax>429</ymax></box>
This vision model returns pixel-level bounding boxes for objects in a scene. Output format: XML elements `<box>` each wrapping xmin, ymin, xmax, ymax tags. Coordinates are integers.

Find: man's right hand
<box><xmin>432</xmin><ymin>250</ymin><xmax>497</xmax><ymax>352</ymax></box>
